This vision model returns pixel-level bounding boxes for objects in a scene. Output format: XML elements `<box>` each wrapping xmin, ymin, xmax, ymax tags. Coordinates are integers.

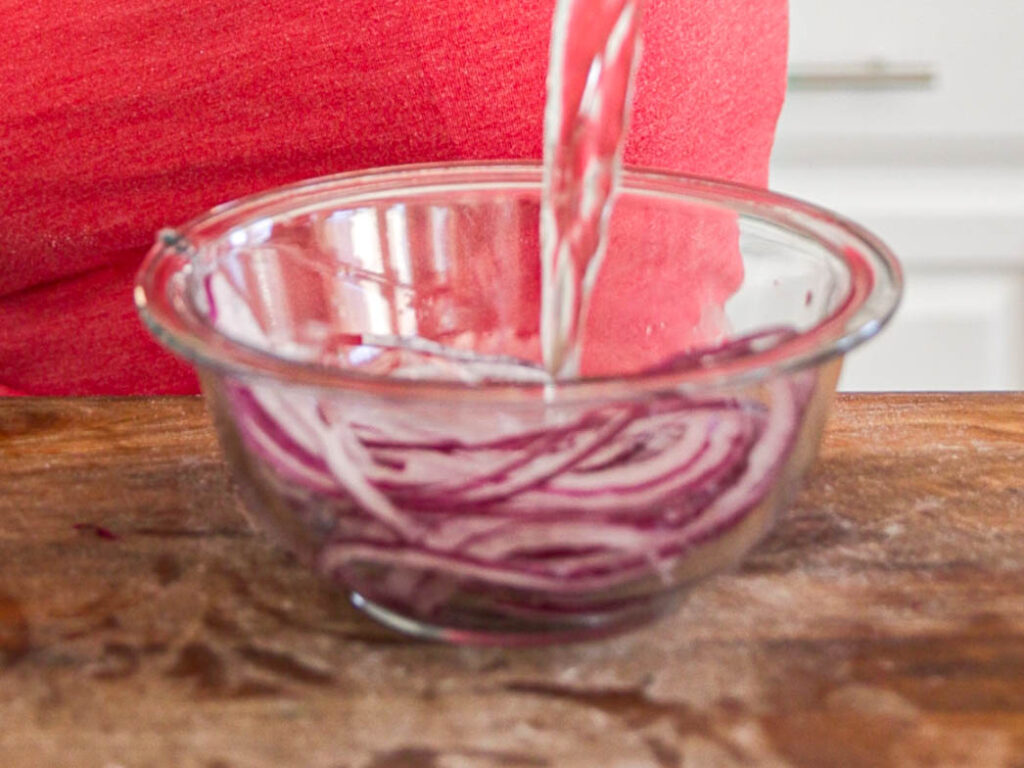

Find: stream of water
<box><xmin>539</xmin><ymin>0</ymin><xmax>648</xmax><ymax>378</ymax></box>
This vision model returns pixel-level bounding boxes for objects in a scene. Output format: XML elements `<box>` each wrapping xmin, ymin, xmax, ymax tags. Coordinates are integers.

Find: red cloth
<box><xmin>0</xmin><ymin>0</ymin><xmax>787</xmax><ymax>395</ymax></box>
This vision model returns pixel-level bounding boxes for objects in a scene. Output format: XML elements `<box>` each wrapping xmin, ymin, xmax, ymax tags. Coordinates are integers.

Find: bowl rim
<box><xmin>134</xmin><ymin>160</ymin><xmax>903</xmax><ymax>402</ymax></box>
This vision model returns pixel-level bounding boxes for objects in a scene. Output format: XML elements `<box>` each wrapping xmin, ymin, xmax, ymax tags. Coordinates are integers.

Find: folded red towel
<box><xmin>0</xmin><ymin>0</ymin><xmax>787</xmax><ymax>394</ymax></box>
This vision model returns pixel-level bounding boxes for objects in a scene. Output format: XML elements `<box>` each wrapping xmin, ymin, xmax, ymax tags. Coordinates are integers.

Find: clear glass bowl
<box><xmin>135</xmin><ymin>162</ymin><xmax>901</xmax><ymax>644</ymax></box>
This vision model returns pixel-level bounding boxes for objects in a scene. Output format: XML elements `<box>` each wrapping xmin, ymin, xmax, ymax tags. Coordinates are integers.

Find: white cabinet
<box><xmin>776</xmin><ymin>0</ymin><xmax>1024</xmax><ymax>164</ymax></box>
<box><xmin>771</xmin><ymin>0</ymin><xmax>1024</xmax><ymax>391</ymax></box>
<box><xmin>840</xmin><ymin>270</ymin><xmax>1024</xmax><ymax>392</ymax></box>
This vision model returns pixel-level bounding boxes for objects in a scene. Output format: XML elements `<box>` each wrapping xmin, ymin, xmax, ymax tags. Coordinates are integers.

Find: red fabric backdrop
<box><xmin>0</xmin><ymin>0</ymin><xmax>787</xmax><ymax>395</ymax></box>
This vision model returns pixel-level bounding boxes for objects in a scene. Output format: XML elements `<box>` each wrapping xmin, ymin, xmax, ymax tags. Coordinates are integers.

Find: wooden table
<box><xmin>2</xmin><ymin>394</ymin><xmax>1024</xmax><ymax>767</ymax></box>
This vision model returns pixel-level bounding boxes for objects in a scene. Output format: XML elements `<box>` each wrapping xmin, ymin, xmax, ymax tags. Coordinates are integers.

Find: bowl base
<box><xmin>349</xmin><ymin>590</ymin><xmax>680</xmax><ymax>646</ymax></box>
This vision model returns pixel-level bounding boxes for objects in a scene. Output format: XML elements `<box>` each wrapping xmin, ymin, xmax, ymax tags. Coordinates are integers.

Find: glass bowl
<box><xmin>135</xmin><ymin>162</ymin><xmax>901</xmax><ymax>645</ymax></box>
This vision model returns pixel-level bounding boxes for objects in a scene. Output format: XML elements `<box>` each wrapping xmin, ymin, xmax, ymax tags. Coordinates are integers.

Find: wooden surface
<box><xmin>2</xmin><ymin>394</ymin><xmax>1024</xmax><ymax>767</ymax></box>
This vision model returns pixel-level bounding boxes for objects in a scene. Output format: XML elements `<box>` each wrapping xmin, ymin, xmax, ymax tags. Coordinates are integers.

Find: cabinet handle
<box><xmin>789</xmin><ymin>60</ymin><xmax>937</xmax><ymax>91</ymax></box>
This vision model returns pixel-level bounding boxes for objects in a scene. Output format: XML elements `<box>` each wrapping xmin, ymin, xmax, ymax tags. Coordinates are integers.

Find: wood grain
<box><xmin>2</xmin><ymin>394</ymin><xmax>1024</xmax><ymax>767</ymax></box>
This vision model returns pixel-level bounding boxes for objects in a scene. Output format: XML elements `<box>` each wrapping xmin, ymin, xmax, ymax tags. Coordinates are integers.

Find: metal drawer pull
<box><xmin>789</xmin><ymin>60</ymin><xmax>937</xmax><ymax>91</ymax></box>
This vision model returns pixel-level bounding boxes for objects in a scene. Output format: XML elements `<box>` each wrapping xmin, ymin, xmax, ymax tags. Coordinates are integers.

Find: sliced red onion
<box><xmin>206</xmin><ymin>272</ymin><xmax>814</xmax><ymax>610</ymax></box>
